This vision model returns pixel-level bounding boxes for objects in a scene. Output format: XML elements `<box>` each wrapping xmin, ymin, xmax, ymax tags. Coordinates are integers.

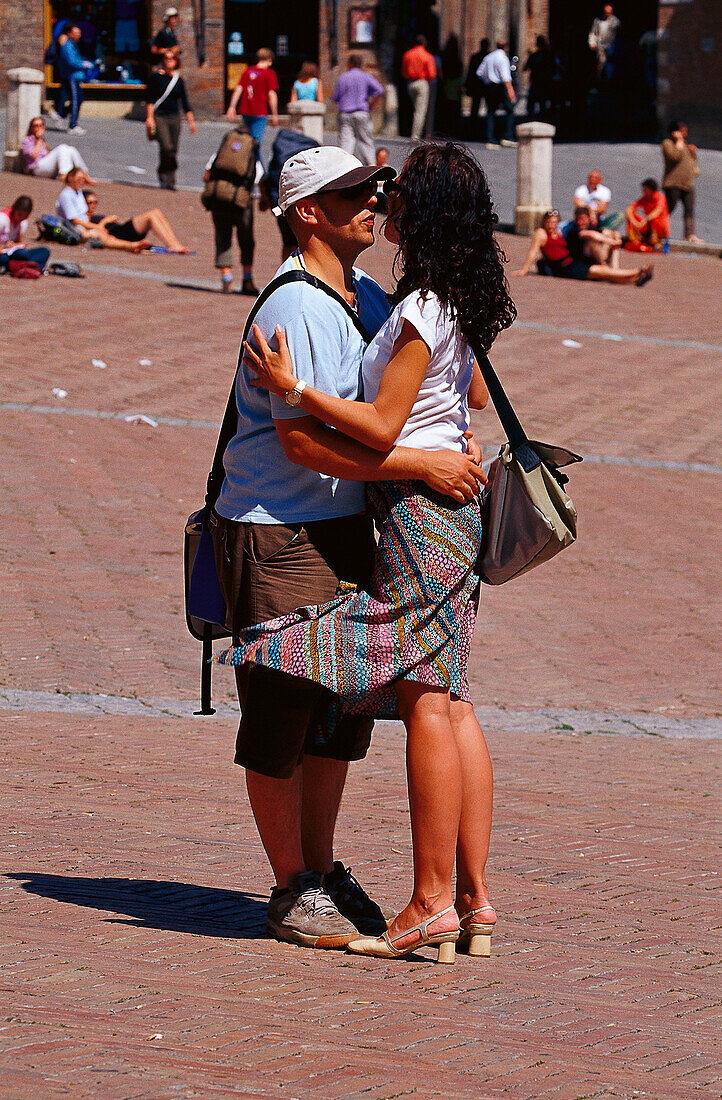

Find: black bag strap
<box><xmin>205</xmin><ymin>268</ymin><xmax>373</xmax><ymax>509</ymax></box>
<box><xmin>468</xmin><ymin>341</ymin><xmax>529</xmax><ymax>453</ymax></box>
<box><xmin>194</xmin><ymin>624</ymin><xmax>216</xmax><ymax>716</ymax></box>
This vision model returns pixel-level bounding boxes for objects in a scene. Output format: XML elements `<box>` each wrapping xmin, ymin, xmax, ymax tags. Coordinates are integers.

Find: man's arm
<box><xmin>275</xmin><ymin>416</ymin><xmax>484</xmax><ymax>503</ymax></box>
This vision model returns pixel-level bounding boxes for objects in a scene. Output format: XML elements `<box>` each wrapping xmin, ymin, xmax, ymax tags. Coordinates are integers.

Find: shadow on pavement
<box><xmin>6</xmin><ymin>872</ymin><xmax>268</xmax><ymax>939</ymax></box>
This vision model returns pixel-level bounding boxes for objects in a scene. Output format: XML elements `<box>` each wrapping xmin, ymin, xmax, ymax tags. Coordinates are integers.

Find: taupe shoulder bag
<box><xmin>471</xmin><ymin>347</ymin><xmax>583</xmax><ymax>586</ymax></box>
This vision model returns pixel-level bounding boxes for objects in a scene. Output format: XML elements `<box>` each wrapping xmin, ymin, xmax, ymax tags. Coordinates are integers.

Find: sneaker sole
<box><xmin>266</xmin><ymin>919</ymin><xmax>356</xmax><ymax>950</ymax></box>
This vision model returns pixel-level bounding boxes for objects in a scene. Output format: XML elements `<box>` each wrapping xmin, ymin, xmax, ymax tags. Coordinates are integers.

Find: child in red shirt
<box><xmin>227</xmin><ymin>47</ymin><xmax>279</xmax><ymax>148</ymax></box>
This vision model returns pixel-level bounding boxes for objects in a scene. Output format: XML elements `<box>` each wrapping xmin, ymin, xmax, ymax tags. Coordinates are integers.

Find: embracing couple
<box><xmin>210</xmin><ymin>142</ymin><xmax>516</xmax><ymax>963</ymax></box>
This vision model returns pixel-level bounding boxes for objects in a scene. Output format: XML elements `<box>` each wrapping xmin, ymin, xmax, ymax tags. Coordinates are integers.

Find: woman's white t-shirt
<box><xmin>0</xmin><ymin>210</ymin><xmax>26</xmax><ymax>247</ymax></box>
<box><xmin>361</xmin><ymin>290</ymin><xmax>474</xmax><ymax>451</ymax></box>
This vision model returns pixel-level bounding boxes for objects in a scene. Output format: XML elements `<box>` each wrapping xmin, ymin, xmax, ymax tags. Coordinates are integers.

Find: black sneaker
<box><xmin>266</xmin><ymin>870</ymin><xmax>359</xmax><ymax>949</ymax></box>
<box><xmin>241</xmin><ymin>278</ymin><xmax>259</xmax><ymax>297</ymax></box>
<box><xmin>324</xmin><ymin>861</ymin><xmax>390</xmax><ymax>935</ymax></box>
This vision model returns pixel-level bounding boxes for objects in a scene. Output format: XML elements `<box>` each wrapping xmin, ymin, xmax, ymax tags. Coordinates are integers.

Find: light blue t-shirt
<box><xmin>216</xmin><ymin>252</ymin><xmax>391</xmax><ymax>524</ymax></box>
<box><xmin>293</xmin><ymin>77</ymin><xmax>319</xmax><ymax>101</ymax></box>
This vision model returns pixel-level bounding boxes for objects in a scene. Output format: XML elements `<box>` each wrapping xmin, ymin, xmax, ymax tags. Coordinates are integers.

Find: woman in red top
<box><xmin>514</xmin><ymin>210</ymin><xmax>653</xmax><ymax>286</ymax></box>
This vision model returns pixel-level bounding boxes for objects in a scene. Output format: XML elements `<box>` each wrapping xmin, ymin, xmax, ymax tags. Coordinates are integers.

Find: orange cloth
<box><xmin>402</xmin><ymin>45</ymin><xmax>437</xmax><ymax>82</ymax></box>
<box><xmin>626</xmin><ymin>190</ymin><xmax>670</xmax><ymax>245</ymax></box>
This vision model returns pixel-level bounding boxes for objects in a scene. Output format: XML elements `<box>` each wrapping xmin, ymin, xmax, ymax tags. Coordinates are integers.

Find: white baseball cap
<box><xmin>273</xmin><ymin>146</ymin><xmax>395</xmax><ymax>216</ymax></box>
<box><xmin>164</xmin><ymin>7</ymin><xmax>179</xmax><ymax>18</ymax></box>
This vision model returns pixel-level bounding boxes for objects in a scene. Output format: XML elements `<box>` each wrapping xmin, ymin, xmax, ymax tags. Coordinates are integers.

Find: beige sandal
<box><xmin>457</xmin><ymin>904</ymin><xmax>496</xmax><ymax>957</ymax></box>
<box><xmin>347</xmin><ymin>904</ymin><xmax>460</xmax><ymax>964</ymax></box>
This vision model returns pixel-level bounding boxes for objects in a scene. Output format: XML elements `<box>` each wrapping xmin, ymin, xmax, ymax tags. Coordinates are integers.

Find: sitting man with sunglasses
<box><xmin>208</xmin><ymin>146</ymin><xmax>485</xmax><ymax>951</ymax></box>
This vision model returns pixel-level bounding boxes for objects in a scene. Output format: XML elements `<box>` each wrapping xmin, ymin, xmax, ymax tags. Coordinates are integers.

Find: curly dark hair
<box><xmin>388</xmin><ymin>142</ymin><xmax>516</xmax><ymax>353</ymax></box>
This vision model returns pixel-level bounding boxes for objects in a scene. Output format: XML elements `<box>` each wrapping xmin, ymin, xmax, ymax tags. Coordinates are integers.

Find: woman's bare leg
<box><xmin>587</xmin><ymin>264</ymin><xmax>643</xmax><ymax>284</ymax></box>
<box><xmin>97</xmin><ymin>229</ymin><xmax>151</xmax><ymax>253</ymax></box>
<box><xmin>131</xmin><ymin>209</ymin><xmax>188</xmax><ymax>252</ymax></box>
<box><xmin>450</xmin><ymin>699</ymin><xmax>495</xmax><ymax>920</ymax></box>
<box><xmin>389</xmin><ymin>681</ymin><xmax>462</xmax><ymax>949</ymax></box>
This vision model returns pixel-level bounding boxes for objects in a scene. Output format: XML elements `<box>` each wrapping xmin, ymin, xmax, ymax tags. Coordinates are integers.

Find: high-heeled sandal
<box><xmin>457</xmin><ymin>904</ymin><xmax>496</xmax><ymax>957</ymax></box>
<box><xmin>347</xmin><ymin>904</ymin><xmax>459</xmax><ymax>964</ymax></box>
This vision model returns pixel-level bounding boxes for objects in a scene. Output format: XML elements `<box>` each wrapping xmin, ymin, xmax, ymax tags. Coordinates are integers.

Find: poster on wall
<box><xmin>349</xmin><ymin>7</ymin><xmax>376</xmax><ymax>48</ymax></box>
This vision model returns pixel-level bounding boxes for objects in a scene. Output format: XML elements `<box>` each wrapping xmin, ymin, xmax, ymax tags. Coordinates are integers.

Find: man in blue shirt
<box><xmin>332</xmin><ymin>55</ymin><xmax>384</xmax><ymax>165</ymax></box>
<box><xmin>58</xmin><ymin>24</ymin><xmax>92</xmax><ymax>134</ymax></box>
<box><xmin>210</xmin><ymin>147</ymin><xmax>483</xmax><ymax>951</ymax></box>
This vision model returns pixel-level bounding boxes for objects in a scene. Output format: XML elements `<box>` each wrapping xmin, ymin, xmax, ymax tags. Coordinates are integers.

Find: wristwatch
<box><xmin>284</xmin><ymin>379</ymin><xmax>307</xmax><ymax>407</ymax></box>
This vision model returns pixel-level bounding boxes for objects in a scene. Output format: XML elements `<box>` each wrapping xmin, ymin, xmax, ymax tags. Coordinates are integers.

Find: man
<box><xmin>573</xmin><ymin>169</ymin><xmax>611</xmax><ymax>228</ymax></box>
<box><xmin>227</xmin><ymin>48</ymin><xmax>279</xmax><ymax>148</ymax></box>
<box><xmin>332</xmin><ymin>55</ymin><xmax>384</xmax><ymax>165</ymax></box>
<box><xmin>464</xmin><ymin>37</ymin><xmax>489</xmax><ymax>140</ymax></box>
<box><xmin>57</xmin><ymin>24</ymin><xmax>93</xmax><ymax>135</ymax></box>
<box><xmin>565</xmin><ymin>206</ymin><xmax>622</xmax><ymax>268</ymax></box>
<box><xmin>662</xmin><ymin>120</ymin><xmax>701</xmax><ymax>242</ymax></box>
<box><xmin>151</xmin><ymin>7</ymin><xmax>181</xmax><ymax>58</ymax></box>
<box><xmin>588</xmin><ymin>4</ymin><xmax>620</xmax><ymax>78</ymax></box>
<box><xmin>477</xmin><ymin>40</ymin><xmax>517</xmax><ymax>149</ymax></box>
<box><xmin>402</xmin><ymin>35</ymin><xmax>437</xmax><ymax>141</ymax></box>
<box><xmin>210</xmin><ymin>146</ymin><xmax>484</xmax><ymax>950</ymax></box>
<box><xmin>524</xmin><ymin>35</ymin><xmax>553</xmax><ymax>119</ymax></box>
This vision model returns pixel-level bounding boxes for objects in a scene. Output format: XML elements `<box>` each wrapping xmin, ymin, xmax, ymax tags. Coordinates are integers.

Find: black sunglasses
<box><xmin>382</xmin><ymin>179</ymin><xmax>401</xmax><ymax>196</ymax></box>
<box><xmin>336</xmin><ymin>179</ymin><xmax>378</xmax><ymax>202</ymax></box>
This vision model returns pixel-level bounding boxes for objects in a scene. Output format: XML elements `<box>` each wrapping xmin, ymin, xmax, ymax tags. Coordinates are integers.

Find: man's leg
<box><xmin>68</xmin><ymin>78</ymin><xmax>82</xmax><ymax>129</ymax></box>
<box><xmin>681</xmin><ymin>188</ymin><xmax>696</xmax><ymax>239</ymax></box>
<box><xmin>245</xmin><ymin>764</ymin><xmax>307</xmax><ymax>888</ymax></box>
<box><xmin>237</xmin><ymin>204</ymin><xmax>258</xmax><ymax>292</ymax></box>
<box><xmin>485</xmin><ymin>86</ymin><xmax>499</xmax><ymax>143</ymax></box>
<box><xmin>338</xmin><ymin>112</ymin><xmax>355</xmax><ymax>154</ymax></box>
<box><xmin>502</xmin><ymin>92</ymin><xmax>516</xmax><ymax>142</ymax></box>
<box><xmin>301</xmin><ymin>756</ymin><xmax>348</xmax><ymax>874</ymax></box>
<box><xmin>355</xmin><ymin>112</ymin><xmax>376</xmax><ymax>165</ymax></box>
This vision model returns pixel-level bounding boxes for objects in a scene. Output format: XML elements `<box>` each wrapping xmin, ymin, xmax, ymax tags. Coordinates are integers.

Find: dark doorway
<box><xmin>224</xmin><ymin>0</ymin><xmax>320</xmax><ymax>110</ymax></box>
<box><xmin>548</xmin><ymin>0</ymin><xmax>659</xmax><ymax>140</ymax></box>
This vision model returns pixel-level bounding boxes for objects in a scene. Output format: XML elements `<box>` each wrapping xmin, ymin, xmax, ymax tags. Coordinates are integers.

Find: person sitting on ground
<box><xmin>625</xmin><ymin>178</ymin><xmax>671</xmax><ymax>252</ymax></box>
<box><xmin>290</xmin><ymin>61</ymin><xmax>324</xmax><ymax>103</ymax></box>
<box><xmin>514</xmin><ymin>209</ymin><xmax>653</xmax><ymax>286</ymax></box>
<box><xmin>20</xmin><ymin>117</ymin><xmax>94</xmax><ymax>180</ymax></box>
<box><xmin>83</xmin><ymin>189</ymin><xmax>190</xmax><ymax>253</ymax></box>
<box><xmin>55</xmin><ymin>167</ymin><xmax>150</xmax><ymax>252</ymax></box>
<box><xmin>0</xmin><ymin>195</ymin><xmax>51</xmax><ymax>272</ymax></box>
<box><xmin>566</xmin><ymin>205</ymin><xmax>623</xmax><ymax>267</ymax></box>
<box><xmin>573</xmin><ymin>169</ymin><xmax>623</xmax><ymax>230</ymax></box>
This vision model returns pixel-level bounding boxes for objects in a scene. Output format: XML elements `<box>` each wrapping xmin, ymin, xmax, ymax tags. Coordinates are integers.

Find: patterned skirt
<box><xmin>214</xmin><ymin>480</ymin><xmax>483</xmax><ymax>726</ymax></box>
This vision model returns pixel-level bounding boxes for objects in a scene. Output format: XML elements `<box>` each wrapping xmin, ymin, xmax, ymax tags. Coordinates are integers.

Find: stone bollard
<box><xmin>515</xmin><ymin>121</ymin><xmax>556</xmax><ymax>235</ymax></box>
<box><xmin>287</xmin><ymin>100</ymin><xmax>326</xmax><ymax>144</ymax></box>
<box><xmin>384</xmin><ymin>84</ymin><xmax>399</xmax><ymax>137</ymax></box>
<box><xmin>5</xmin><ymin>67</ymin><xmax>44</xmax><ymax>172</ymax></box>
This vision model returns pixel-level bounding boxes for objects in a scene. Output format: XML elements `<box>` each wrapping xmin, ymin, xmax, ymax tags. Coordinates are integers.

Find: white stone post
<box><xmin>515</xmin><ymin>121</ymin><xmax>556</xmax><ymax>235</ymax></box>
<box><xmin>384</xmin><ymin>83</ymin><xmax>399</xmax><ymax>137</ymax></box>
<box><xmin>5</xmin><ymin>67</ymin><xmax>44</xmax><ymax>172</ymax></box>
<box><xmin>287</xmin><ymin>101</ymin><xmax>326</xmax><ymax>144</ymax></box>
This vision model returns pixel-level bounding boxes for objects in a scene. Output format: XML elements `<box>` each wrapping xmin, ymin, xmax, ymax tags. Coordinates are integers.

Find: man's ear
<box><xmin>293</xmin><ymin>196</ymin><xmax>321</xmax><ymax>228</ymax></box>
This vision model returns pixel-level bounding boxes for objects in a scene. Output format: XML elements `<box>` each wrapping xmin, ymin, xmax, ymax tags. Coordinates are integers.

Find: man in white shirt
<box><xmin>588</xmin><ymin>4</ymin><xmax>620</xmax><ymax>77</ymax></box>
<box><xmin>573</xmin><ymin>169</ymin><xmax>616</xmax><ymax>229</ymax></box>
<box><xmin>477</xmin><ymin>40</ymin><xmax>517</xmax><ymax>149</ymax></box>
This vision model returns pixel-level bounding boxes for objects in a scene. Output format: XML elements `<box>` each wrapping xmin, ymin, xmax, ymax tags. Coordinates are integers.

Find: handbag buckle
<box><xmin>514</xmin><ymin>442</ymin><xmax>541</xmax><ymax>473</ymax></box>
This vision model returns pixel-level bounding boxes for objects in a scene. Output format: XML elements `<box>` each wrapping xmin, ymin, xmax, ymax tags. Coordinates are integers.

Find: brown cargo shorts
<box><xmin>210</xmin><ymin>510</ymin><xmax>376</xmax><ymax>778</ymax></box>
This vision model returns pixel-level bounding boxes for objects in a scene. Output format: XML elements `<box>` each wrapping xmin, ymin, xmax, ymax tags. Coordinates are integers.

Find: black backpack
<box><xmin>201</xmin><ymin>127</ymin><xmax>257</xmax><ymax>213</ymax></box>
<box><xmin>263</xmin><ymin>129</ymin><xmax>320</xmax><ymax>208</ymax></box>
<box><xmin>36</xmin><ymin>214</ymin><xmax>83</xmax><ymax>246</ymax></box>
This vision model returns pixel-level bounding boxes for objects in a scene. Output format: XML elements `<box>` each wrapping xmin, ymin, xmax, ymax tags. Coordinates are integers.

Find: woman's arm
<box><xmin>316</xmin><ymin>82</ymin><xmax>325</xmax><ymax>103</ymax></box>
<box><xmin>513</xmin><ymin>228</ymin><xmax>545</xmax><ymax>275</ymax></box>
<box><xmin>468</xmin><ymin>360</ymin><xmax>489</xmax><ymax>409</ymax></box>
<box><xmin>245</xmin><ymin>319</ymin><xmax>431</xmax><ymax>451</ymax></box>
<box><xmin>290</xmin><ymin>86</ymin><xmax>298</xmax><ymax>102</ymax></box>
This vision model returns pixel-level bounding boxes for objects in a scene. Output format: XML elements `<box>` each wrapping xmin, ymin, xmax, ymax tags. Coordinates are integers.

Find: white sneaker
<box><xmin>68</xmin><ymin>125</ymin><xmax>86</xmax><ymax>135</ymax></box>
<box><xmin>46</xmin><ymin>107</ymin><xmax>63</xmax><ymax>123</ymax></box>
<box><xmin>500</xmin><ymin>139</ymin><xmax>518</xmax><ymax>148</ymax></box>
<box><xmin>485</xmin><ymin>142</ymin><xmax>501</xmax><ymax>150</ymax></box>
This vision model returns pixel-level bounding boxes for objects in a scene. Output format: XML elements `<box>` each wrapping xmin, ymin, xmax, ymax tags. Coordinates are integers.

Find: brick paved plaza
<box><xmin>1</xmin><ymin>171</ymin><xmax>721</xmax><ymax>1098</ymax></box>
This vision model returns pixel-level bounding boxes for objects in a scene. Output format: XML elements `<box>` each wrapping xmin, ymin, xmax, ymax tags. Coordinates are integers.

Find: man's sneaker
<box><xmin>68</xmin><ymin>125</ymin><xmax>86</xmax><ymax>135</ymax></box>
<box><xmin>266</xmin><ymin>870</ymin><xmax>359</xmax><ymax>949</ymax></box>
<box><xmin>324</xmin><ymin>861</ymin><xmax>390</xmax><ymax>935</ymax></box>
<box><xmin>500</xmin><ymin>139</ymin><xmax>518</xmax><ymax>148</ymax></box>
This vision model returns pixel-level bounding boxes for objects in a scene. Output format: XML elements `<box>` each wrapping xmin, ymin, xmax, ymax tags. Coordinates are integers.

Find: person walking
<box><xmin>20</xmin><ymin>117</ymin><xmax>93</xmax><ymax>180</ymax></box>
<box><xmin>145</xmin><ymin>53</ymin><xmax>196</xmax><ymax>190</ymax></box>
<box><xmin>205</xmin><ymin>145</ymin><xmax>484</xmax><ymax>951</ymax></box>
<box><xmin>202</xmin><ymin>121</ymin><xmax>260</xmax><ymax>294</ymax></box>
<box><xmin>226</xmin><ymin>48</ymin><xmax>279</xmax><ymax>148</ymax></box>
<box><xmin>402</xmin><ymin>35</ymin><xmax>437</xmax><ymax>141</ymax></box>
<box><xmin>219</xmin><ymin>142</ymin><xmax>509</xmax><ymax>964</ymax></box>
<box><xmin>662</xmin><ymin>120</ymin><xmax>701</xmax><ymax>242</ymax></box>
<box><xmin>588</xmin><ymin>4</ymin><xmax>620</xmax><ymax>78</ymax></box>
<box><xmin>477</xmin><ymin>40</ymin><xmax>517</xmax><ymax>148</ymax></box>
<box><xmin>151</xmin><ymin>7</ymin><xmax>180</xmax><ymax>58</ymax></box>
<box><xmin>332</xmin><ymin>56</ymin><xmax>384</xmax><ymax>165</ymax></box>
<box><xmin>57</xmin><ymin>23</ymin><xmax>93</xmax><ymax>134</ymax></box>
<box><xmin>464</xmin><ymin>37</ymin><xmax>489</xmax><ymax>141</ymax></box>
<box><xmin>524</xmin><ymin>35</ymin><xmax>553</xmax><ymax>118</ymax></box>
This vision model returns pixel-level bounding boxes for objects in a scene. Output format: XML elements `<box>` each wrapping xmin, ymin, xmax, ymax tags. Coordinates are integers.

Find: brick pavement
<box><xmin>1</xmin><ymin>171</ymin><xmax>721</xmax><ymax>1097</ymax></box>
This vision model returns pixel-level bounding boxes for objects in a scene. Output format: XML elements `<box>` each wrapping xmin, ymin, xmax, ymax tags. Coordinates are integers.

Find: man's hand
<box><xmin>463</xmin><ymin>429</ymin><xmax>483</xmax><ymax>465</ymax></box>
<box><xmin>418</xmin><ymin>450</ymin><xmax>486</xmax><ymax>503</ymax></box>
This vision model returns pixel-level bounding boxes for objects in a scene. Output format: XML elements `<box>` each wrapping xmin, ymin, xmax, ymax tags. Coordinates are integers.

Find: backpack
<box><xmin>264</xmin><ymin>129</ymin><xmax>320</xmax><ymax>208</ymax></box>
<box><xmin>8</xmin><ymin>259</ymin><xmax>43</xmax><ymax>279</ymax></box>
<box><xmin>44</xmin><ymin>39</ymin><xmax>59</xmax><ymax>66</ymax></box>
<box><xmin>49</xmin><ymin>260</ymin><xmax>84</xmax><ymax>277</ymax></box>
<box><xmin>36</xmin><ymin>214</ymin><xmax>83</xmax><ymax>246</ymax></box>
<box><xmin>201</xmin><ymin>128</ymin><xmax>257</xmax><ymax>213</ymax></box>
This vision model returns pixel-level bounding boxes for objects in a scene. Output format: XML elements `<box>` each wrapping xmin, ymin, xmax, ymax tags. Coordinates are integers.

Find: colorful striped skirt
<box><xmin>214</xmin><ymin>480</ymin><xmax>483</xmax><ymax>727</ymax></box>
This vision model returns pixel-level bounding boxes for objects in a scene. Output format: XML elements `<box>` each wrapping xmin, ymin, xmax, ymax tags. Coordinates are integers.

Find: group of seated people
<box><xmin>515</xmin><ymin>169</ymin><xmax>672</xmax><ymax>287</ymax></box>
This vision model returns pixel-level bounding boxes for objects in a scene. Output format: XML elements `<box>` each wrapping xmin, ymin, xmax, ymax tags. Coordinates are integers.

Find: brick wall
<box><xmin>657</xmin><ymin>0</ymin><xmax>722</xmax><ymax>146</ymax></box>
<box><xmin>0</xmin><ymin>2</ymin><xmax>45</xmax><ymax>97</ymax></box>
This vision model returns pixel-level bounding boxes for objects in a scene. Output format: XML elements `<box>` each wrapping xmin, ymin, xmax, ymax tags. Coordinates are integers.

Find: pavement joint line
<box><xmin>0</xmin><ymin>689</ymin><xmax>719</xmax><ymax>738</ymax></box>
<box><xmin>68</xmin><ymin>261</ymin><xmax>722</xmax><ymax>353</ymax></box>
<box><xmin>2</xmin><ymin>403</ymin><xmax>720</xmax><ymax>475</ymax></box>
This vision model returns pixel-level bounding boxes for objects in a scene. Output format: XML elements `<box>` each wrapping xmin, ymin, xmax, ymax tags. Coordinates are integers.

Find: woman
<box><xmin>0</xmin><ymin>195</ymin><xmax>50</xmax><ymax>272</ymax></box>
<box><xmin>625</xmin><ymin>179</ymin><xmax>670</xmax><ymax>252</ymax></box>
<box><xmin>83</xmin><ymin>190</ymin><xmax>190</xmax><ymax>253</ymax></box>
<box><xmin>290</xmin><ymin>61</ymin><xmax>323</xmax><ymax>103</ymax></box>
<box><xmin>56</xmin><ymin>167</ymin><xmax>150</xmax><ymax>252</ymax></box>
<box><xmin>514</xmin><ymin>209</ymin><xmax>653</xmax><ymax>286</ymax></box>
<box><xmin>145</xmin><ymin>53</ymin><xmax>196</xmax><ymax>190</ymax></box>
<box><xmin>217</xmin><ymin>142</ymin><xmax>514</xmax><ymax>962</ymax></box>
<box><xmin>20</xmin><ymin>117</ymin><xmax>94</xmax><ymax>180</ymax></box>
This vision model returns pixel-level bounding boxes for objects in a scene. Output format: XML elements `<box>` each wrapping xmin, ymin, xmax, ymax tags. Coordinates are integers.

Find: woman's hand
<box><xmin>419</xmin><ymin>450</ymin><xmax>487</xmax><ymax>503</ymax></box>
<box><xmin>244</xmin><ymin>324</ymin><xmax>298</xmax><ymax>397</ymax></box>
